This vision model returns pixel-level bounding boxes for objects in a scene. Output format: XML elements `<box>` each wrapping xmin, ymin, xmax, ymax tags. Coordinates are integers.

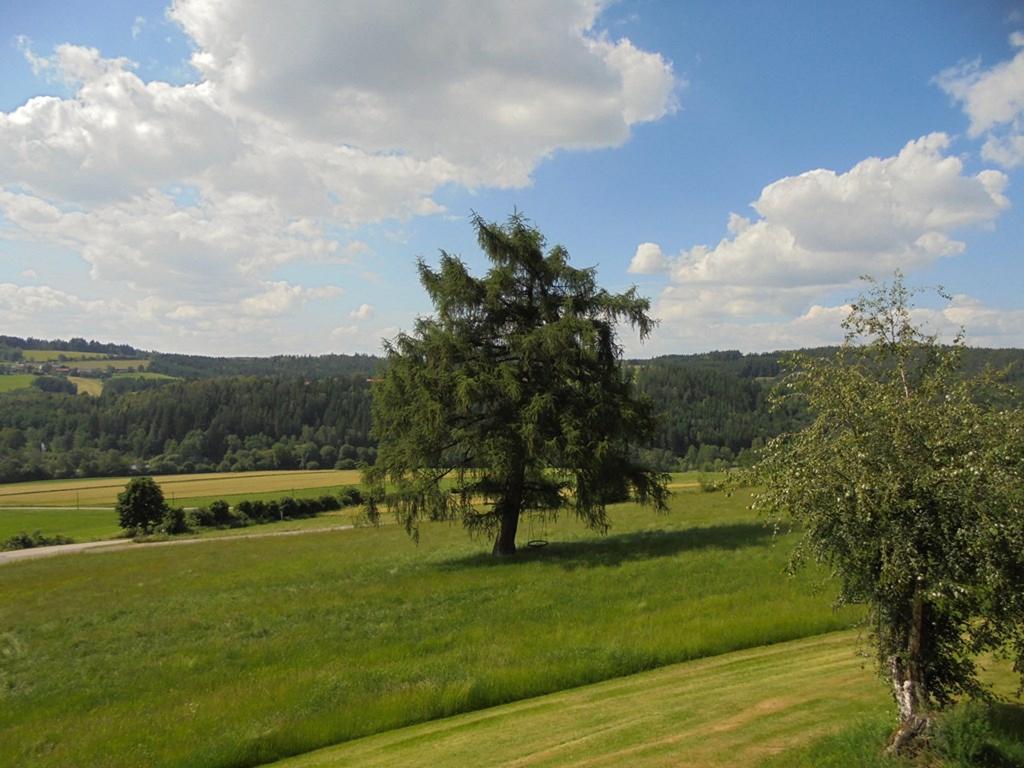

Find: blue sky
<box><xmin>1</xmin><ymin>0</ymin><xmax>1022</xmax><ymax>356</ymax></box>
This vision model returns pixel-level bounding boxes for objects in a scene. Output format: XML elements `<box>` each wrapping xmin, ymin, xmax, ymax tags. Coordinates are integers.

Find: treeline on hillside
<box><xmin>0</xmin><ymin>335</ymin><xmax>141</xmax><ymax>357</ymax></box>
<box><xmin>0</xmin><ymin>376</ymin><xmax>375</xmax><ymax>482</ymax></box>
<box><xmin>632</xmin><ymin>347</ymin><xmax>1024</xmax><ymax>469</ymax></box>
<box><xmin>148</xmin><ymin>352</ymin><xmax>381</xmax><ymax>379</ymax></box>
<box><xmin>1</xmin><ymin>347</ymin><xmax>1021</xmax><ymax>483</ymax></box>
<box><xmin>636</xmin><ymin>347</ymin><xmax>1024</xmax><ymax>385</ymax></box>
<box><xmin>633</xmin><ymin>361</ymin><xmax>805</xmax><ymax>465</ymax></box>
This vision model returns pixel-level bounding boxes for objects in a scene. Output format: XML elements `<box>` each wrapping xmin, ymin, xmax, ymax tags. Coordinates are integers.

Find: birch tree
<box><xmin>751</xmin><ymin>275</ymin><xmax>1024</xmax><ymax>752</ymax></box>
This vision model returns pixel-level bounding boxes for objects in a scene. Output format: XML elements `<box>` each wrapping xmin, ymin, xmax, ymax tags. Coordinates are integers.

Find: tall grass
<box><xmin>0</xmin><ymin>489</ymin><xmax>860</xmax><ymax>768</ymax></box>
<box><xmin>758</xmin><ymin>701</ymin><xmax>1024</xmax><ymax>768</ymax></box>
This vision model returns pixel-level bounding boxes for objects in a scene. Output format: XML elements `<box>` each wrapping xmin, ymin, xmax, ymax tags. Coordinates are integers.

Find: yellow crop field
<box><xmin>68</xmin><ymin>372</ymin><xmax>178</xmax><ymax>396</ymax></box>
<box><xmin>0</xmin><ymin>469</ymin><xmax>363</xmax><ymax>507</ymax></box>
<box><xmin>69</xmin><ymin>377</ymin><xmax>104</xmax><ymax>396</ymax></box>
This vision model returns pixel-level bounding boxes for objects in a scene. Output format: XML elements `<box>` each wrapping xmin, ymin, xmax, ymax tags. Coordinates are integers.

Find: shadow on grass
<box><xmin>982</xmin><ymin>702</ymin><xmax>1024</xmax><ymax>767</ymax></box>
<box><xmin>443</xmin><ymin>522</ymin><xmax>772</xmax><ymax>570</ymax></box>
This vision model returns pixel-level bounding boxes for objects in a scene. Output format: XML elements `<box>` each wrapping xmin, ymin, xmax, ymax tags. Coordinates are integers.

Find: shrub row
<box><xmin>156</xmin><ymin>486</ymin><xmax>366</xmax><ymax>536</ymax></box>
<box><xmin>1</xmin><ymin>530</ymin><xmax>75</xmax><ymax>551</ymax></box>
<box><xmin>233</xmin><ymin>495</ymin><xmax>342</xmax><ymax>525</ymax></box>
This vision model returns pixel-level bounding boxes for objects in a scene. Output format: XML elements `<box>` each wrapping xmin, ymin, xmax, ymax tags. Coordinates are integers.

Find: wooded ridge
<box><xmin>0</xmin><ymin>339</ymin><xmax>1020</xmax><ymax>484</ymax></box>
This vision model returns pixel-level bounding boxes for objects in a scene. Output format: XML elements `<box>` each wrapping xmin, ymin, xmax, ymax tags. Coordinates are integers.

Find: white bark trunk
<box><xmin>886</xmin><ymin>594</ymin><xmax>931</xmax><ymax>755</ymax></box>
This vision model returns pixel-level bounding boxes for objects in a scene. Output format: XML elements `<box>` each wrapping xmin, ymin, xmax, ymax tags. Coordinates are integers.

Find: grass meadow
<box><xmin>276</xmin><ymin>631</ymin><xmax>893</xmax><ymax>768</ymax></box>
<box><xmin>0</xmin><ymin>488</ymin><xmax>862</xmax><ymax>768</ymax></box>
<box><xmin>0</xmin><ymin>374</ymin><xmax>35</xmax><ymax>393</ymax></box>
<box><xmin>0</xmin><ymin>508</ymin><xmax>120</xmax><ymax>542</ymax></box>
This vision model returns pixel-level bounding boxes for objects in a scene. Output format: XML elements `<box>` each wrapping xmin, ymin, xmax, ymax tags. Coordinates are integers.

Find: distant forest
<box><xmin>147</xmin><ymin>352</ymin><xmax>381</xmax><ymax>379</ymax></box>
<box><xmin>0</xmin><ymin>340</ymin><xmax>1021</xmax><ymax>483</ymax></box>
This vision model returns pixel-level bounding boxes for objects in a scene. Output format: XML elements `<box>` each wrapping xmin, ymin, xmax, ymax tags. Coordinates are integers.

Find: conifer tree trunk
<box><xmin>492</xmin><ymin>463</ymin><xmax>524</xmax><ymax>556</ymax></box>
<box><xmin>492</xmin><ymin>507</ymin><xmax>520</xmax><ymax>556</ymax></box>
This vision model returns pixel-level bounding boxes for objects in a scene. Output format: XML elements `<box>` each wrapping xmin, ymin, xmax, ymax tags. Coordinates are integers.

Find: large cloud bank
<box><xmin>1</xmin><ymin>1</ymin><xmax>677</xmax><ymax>351</ymax></box>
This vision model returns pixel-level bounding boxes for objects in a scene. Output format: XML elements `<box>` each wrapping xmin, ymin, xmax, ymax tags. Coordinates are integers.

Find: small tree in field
<box><xmin>365</xmin><ymin>212</ymin><xmax>668</xmax><ymax>556</ymax></box>
<box><xmin>752</xmin><ymin>275</ymin><xmax>1024</xmax><ymax>753</ymax></box>
<box><xmin>116</xmin><ymin>476</ymin><xmax>167</xmax><ymax>534</ymax></box>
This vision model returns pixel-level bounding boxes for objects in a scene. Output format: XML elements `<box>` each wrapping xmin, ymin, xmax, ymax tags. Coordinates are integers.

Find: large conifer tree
<box><xmin>365</xmin><ymin>212</ymin><xmax>668</xmax><ymax>555</ymax></box>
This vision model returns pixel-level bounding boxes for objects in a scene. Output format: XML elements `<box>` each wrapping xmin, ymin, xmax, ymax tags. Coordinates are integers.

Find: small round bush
<box><xmin>338</xmin><ymin>487</ymin><xmax>364</xmax><ymax>507</ymax></box>
<box><xmin>160</xmin><ymin>507</ymin><xmax>191</xmax><ymax>535</ymax></box>
<box><xmin>209</xmin><ymin>500</ymin><xmax>232</xmax><ymax>526</ymax></box>
<box><xmin>116</xmin><ymin>476</ymin><xmax>167</xmax><ymax>534</ymax></box>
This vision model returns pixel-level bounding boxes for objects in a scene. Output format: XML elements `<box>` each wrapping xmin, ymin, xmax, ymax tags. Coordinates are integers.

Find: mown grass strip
<box><xmin>275</xmin><ymin>630</ymin><xmax>889</xmax><ymax>768</ymax></box>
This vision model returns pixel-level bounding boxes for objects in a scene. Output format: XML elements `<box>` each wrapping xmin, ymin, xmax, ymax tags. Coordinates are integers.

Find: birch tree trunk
<box><xmin>887</xmin><ymin>594</ymin><xmax>930</xmax><ymax>754</ymax></box>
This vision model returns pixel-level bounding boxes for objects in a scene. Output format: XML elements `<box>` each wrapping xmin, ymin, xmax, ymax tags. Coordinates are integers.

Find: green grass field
<box><xmin>275</xmin><ymin>634</ymin><xmax>1022</xmax><ymax>768</ymax></box>
<box><xmin>0</xmin><ymin>374</ymin><xmax>36</xmax><ymax>392</ymax></box>
<box><xmin>0</xmin><ymin>508</ymin><xmax>120</xmax><ymax>542</ymax></box>
<box><xmin>0</xmin><ymin>488</ymin><xmax>862</xmax><ymax>768</ymax></box>
<box><xmin>275</xmin><ymin>631</ymin><xmax>892</xmax><ymax>768</ymax></box>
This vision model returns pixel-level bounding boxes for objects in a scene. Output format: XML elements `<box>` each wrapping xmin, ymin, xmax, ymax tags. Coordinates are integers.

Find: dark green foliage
<box><xmin>366</xmin><ymin>212</ymin><xmax>668</xmax><ymax>555</ymax></box>
<box><xmin>752</xmin><ymin>275</ymin><xmax>1024</xmax><ymax>746</ymax></box>
<box><xmin>0</xmin><ymin>375</ymin><xmax>374</xmax><ymax>482</ymax></box>
<box><xmin>228</xmin><ymin>495</ymin><xmax>337</xmax><ymax>529</ymax></box>
<box><xmin>159</xmin><ymin>507</ymin><xmax>191</xmax><ymax>535</ymax></box>
<box><xmin>0</xmin><ymin>334</ymin><xmax>140</xmax><ymax>356</ymax></box>
<box><xmin>31</xmin><ymin>376</ymin><xmax>76</xmax><ymax>395</ymax></box>
<box><xmin>318</xmin><ymin>494</ymin><xmax>342</xmax><ymax>511</ymax></box>
<box><xmin>0</xmin><ymin>345</ymin><xmax>23</xmax><ymax>362</ymax></box>
<box><xmin>634</xmin><ymin>360</ymin><xmax>806</xmax><ymax>458</ymax></box>
<box><xmin>928</xmin><ymin>701</ymin><xmax>1024</xmax><ymax>767</ymax></box>
<box><xmin>115</xmin><ymin>476</ymin><xmax>167</xmax><ymax>534</ymax></box>
<box><xmin>337</xmin><ymin>486</ymin><xmax>363</xmax><ymax>507</ymax></box>
<box><xmin>187</xmin><ymin>506</ymin><xmax>217</xmax><ymax>528</ymax></box>
<box><xmin>1</xmin><ymin>530</ymin><xmax>74</xmax><ymax>551</ymax></box>
<box><xmin>208</xmin><ymin>499</ymin><xmax>232</xmax><ymax>525</ymax></box>
<box><xmin>100</xmin><ymin>377</ymin><xmax>172</xmax><ymax>396</ymax></box>
<box><xmin>148</xmin><ymin>352</ymin><xmax>380</xmax><ymax>379</ymax></box>
<box><xmin>2</xmin><ymin>330</ymin><xmax>1020</xmax><ymax>485</ymax></box>
<box><xmin>188</xmin><ymin>500</ymin><xmax>242</xmax><ymax>529</ymax></box>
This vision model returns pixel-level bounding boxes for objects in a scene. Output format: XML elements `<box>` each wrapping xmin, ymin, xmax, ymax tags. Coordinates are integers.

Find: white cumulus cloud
<box><xmin>937</xmin><ymin>32</ymin><xmax>1024</xmax><ymax>167</ymax></box>
<box><xmin>1</xmin><ymin>3</ymin><xmax>678</xmax><ymax>350</ymax></box>
<box><xmin>629</xmin><ymin>134</ymin><xmax>1013</xmax><ymax>353</ymax></box>
<box><xmin>349</xmin><ymin>303</ymin><xmax>375</xmax><ymax>321</ymax></box>
<box><xmin>628</xmin><ymin>242</ymin><xmax>667</xmax><ymax>274</ymax></box>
